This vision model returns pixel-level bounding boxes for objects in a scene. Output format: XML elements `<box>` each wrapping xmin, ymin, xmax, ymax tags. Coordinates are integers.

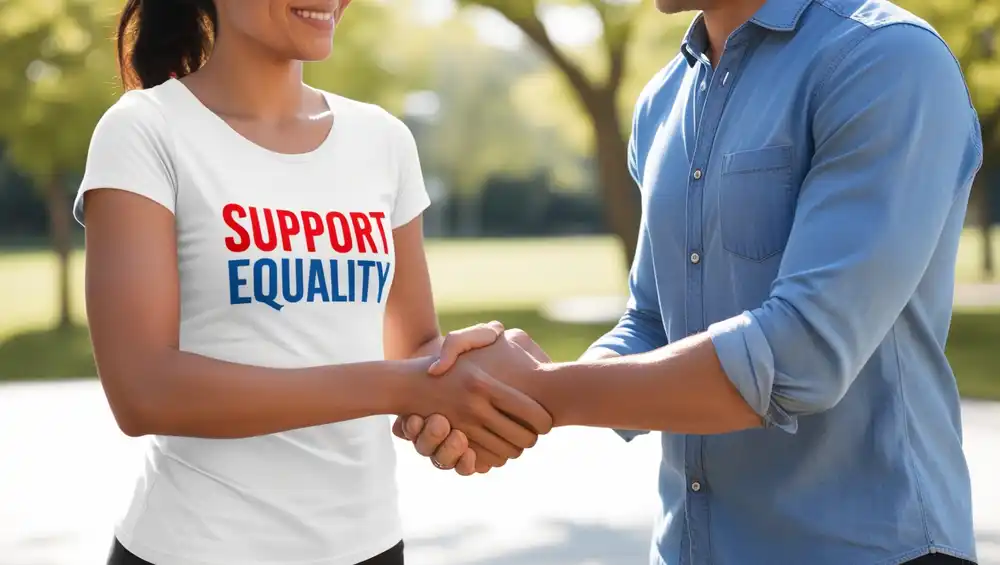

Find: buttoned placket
<box><xmin>681</xmin><ymin>30</ymin><xmax>755</xmax><ymax>565</ymax></box>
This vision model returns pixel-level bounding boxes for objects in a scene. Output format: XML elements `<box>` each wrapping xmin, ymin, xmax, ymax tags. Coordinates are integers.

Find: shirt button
<box><xmin>699</xmin><ymin>81</ymin><xmax>707</xmax><ymax>92</ymax></box>
<box><xmin>691</xmin><ymin>481</ymin><xmax>702</xmax><ymax>492</ymax></box>
<box><xmin>693</xmin><ymin>169</ymin><xmax>703</xmax><ymax>180</ymax></box>
<box><xmin>690</xmin><ymin>252</ymin><xmax>701</xmax><ymax>264</ymax></box>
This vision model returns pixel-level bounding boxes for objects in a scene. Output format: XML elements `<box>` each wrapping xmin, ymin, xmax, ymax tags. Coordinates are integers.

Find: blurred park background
<box><xmin>1</xmin><ymin>0</ymin><xmax>1000</xmax><ymax>564</ymax></box>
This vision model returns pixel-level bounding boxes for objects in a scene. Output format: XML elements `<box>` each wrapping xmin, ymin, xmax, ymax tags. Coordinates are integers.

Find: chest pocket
<box><xmin>718</xmin><ymin>145</ymin><xmax>795</xmax><ymax>261</ymax></box>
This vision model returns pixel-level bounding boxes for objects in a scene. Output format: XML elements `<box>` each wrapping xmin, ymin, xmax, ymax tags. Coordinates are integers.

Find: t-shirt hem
<box><xmin>390</xmin><ymin>193</ymin><xmax>430</xmax><ymax>229</ymax></box>
<box><xmin>73</xmin><ymin>185</ymin><xmax>177</xmax><ymax>227</ymax></box>
<box><xmin>115</xmin><ymin>525</ymin><xmax>404</xmax><ymax>565</ymax></box>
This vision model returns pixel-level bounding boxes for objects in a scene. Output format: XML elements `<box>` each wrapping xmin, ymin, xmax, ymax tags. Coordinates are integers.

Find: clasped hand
<box><xmin>392</xmin><ymin>322</ymin><xmax>552</xmax><ymax>475</ymax></box>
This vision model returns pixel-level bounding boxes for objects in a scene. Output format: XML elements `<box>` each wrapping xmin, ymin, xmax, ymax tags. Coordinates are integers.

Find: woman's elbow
<box><xmin>98</xmin><ymin>367</ymin><xmax>166</xmax><ymax>438</ymax></box>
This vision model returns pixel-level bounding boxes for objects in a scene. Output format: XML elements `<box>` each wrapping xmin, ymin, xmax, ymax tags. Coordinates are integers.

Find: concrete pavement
<box><xmin>1</xmin><ymin>380</ymin><xmax>998</xmax><ymax>565</ymax></box>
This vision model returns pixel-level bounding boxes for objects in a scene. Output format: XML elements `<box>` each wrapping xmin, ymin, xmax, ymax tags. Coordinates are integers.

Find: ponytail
<box><xmin>116</xmin><ymin>0</ymin><xmax>218</xmax><ymax>90</ymax></box>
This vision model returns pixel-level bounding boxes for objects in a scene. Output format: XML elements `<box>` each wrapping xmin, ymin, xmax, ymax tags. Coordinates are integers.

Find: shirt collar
<box><xmin>680</xmin><ymin>0</ymin><xmax>813</xmax><ymax>66</ymax></box>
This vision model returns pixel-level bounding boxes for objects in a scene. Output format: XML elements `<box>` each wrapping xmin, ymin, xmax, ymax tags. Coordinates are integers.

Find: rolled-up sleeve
<box><xmin>709</xmin><ymin>25</ymin><xmax>982</xmax><ymax>432</ymax></box>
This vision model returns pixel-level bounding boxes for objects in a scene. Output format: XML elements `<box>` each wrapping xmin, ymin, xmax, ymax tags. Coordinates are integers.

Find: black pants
<box><xmin>107</xmin><ymin>538</ymin><xmax>404</xmax><ymax>565</ymax></box>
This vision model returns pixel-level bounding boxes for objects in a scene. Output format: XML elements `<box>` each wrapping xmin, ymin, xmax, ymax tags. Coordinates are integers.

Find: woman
<box><xmin>77</xmin><ymin>1</ymin><xmax>552</xmax><ymax>564</ymax></box>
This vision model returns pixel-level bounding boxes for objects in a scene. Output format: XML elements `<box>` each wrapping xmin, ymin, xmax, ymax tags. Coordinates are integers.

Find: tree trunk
<box><xmin>46</xmin><ymin>175</ymin><xmax>72</xmax><ymax>330</ymax></box>
<box><xmin>981</xmin><ymin>189</ymin><xmax>996</xmax><ymax>280</ymax></box>
<box><xmin>589</xmin><ymin>90</ymin><xmax>640</xmax><ymax>264</ymax></box>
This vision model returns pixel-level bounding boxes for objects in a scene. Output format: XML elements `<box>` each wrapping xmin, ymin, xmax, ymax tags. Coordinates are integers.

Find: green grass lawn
<box><xmin>1</xmin><ymin>232</ymin><xmax>999</xmax><ymax>398</ymax></box>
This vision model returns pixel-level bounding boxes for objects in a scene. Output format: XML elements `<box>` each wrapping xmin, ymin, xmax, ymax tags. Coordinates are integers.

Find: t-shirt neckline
<box><xmin>164</xmin><ymin>77</ymin><xmax>339</xmax><ymax>163</ymax></box>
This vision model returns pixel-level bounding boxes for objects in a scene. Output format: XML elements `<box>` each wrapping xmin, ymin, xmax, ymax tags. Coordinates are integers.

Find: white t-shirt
<box><xmin>74</xmin><ymin>79</ymin><xmax>430</xmax><ymax>565</ymax></box>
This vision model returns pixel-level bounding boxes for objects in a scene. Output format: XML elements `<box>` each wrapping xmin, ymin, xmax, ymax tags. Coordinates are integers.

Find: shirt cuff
<box><xmin>614</xmin><ymin>429</ymin><xmax>649</xmax><ymax>442</ymax></box>
<box><xmin>708</xmin><ymin>312</ymin><xmax>796</xmax><ymax>433</ymax></box>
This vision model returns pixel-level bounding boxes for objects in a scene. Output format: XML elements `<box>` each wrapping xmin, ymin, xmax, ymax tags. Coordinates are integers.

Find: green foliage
<box><xmin>305</xmin><ymin>0</ymin><xmax>429</xmax><ymax>113</ymax></box>
<box><xmin>0</xmin><ymin>0</ymin><xmax>118</xmax><ymax>187</ymax></box>
<box><xmin>0</xmin><ymin>0</ymin><xmax>425</xmax><ymax>188</ymax></box>
<box><xmin>458</xmin><ymin>1</ymin><xmax>688</xmax><ymax>152</ymax></box>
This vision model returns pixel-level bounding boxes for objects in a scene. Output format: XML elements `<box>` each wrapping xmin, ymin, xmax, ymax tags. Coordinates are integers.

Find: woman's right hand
<box><xmin>400</xmin><ymin>337</ymin><xmax>552</xmax><ymax>472</ymax></box>
<box><xmin>395</xmin><ymin>329</ymin><xmax>553</xmax><ymax>474</ymax></box>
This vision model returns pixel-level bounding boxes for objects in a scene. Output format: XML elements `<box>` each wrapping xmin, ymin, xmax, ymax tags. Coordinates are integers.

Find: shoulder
<box><xmin>809</xmin><ymin>0</ymin><xmax>961</xmax><ymax>82</ymax></box>
<box><xmin>634</xmin><ymin>55</ymin><xmax>688</xmax><ymax>116</ymax></box>
<box><xmin>797</xmin><ymin>0</ymin><xmax>971</xmax><ymax>116</ymax></box>
<box><xmin>92</xmin><ymin>85</ymin><xmax>175</xmax><ymax>150</ymax></box>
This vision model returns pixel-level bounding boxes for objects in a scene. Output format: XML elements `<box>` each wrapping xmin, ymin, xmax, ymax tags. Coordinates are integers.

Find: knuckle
<box><xmin>442</xmin><ymin>431</ymin><xmax>466</xmax><ymax>452</ymax></box>
<box><xmin>424</xmin><ymin>419</ymin><xmax>450</xmax><ymax>443</ymax></box>
<box><xmin>505</xmin><ymin>328</ymin><xmax>528</xmax><ymax>340</ymax></box>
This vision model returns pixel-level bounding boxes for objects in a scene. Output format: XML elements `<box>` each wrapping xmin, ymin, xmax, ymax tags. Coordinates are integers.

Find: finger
<box><xmin>414</xmin><ymin>414</ymin><xmax>451</xmax><ymax>457</ymax></box>
<box><xmin>428</xmin><ymin>322</ymin><xmax>505</xmax><ymax>376</ymax></box>
<box><xmin>455</xmin><ymin>449</ymin><xmax>477</xmax><ymax>476</ymax></box>
<box><xmin>505</xmin><ymin>328</ymin><xmax>551</xmax><ymax>363</ymax></box>
<box><xmin>475</xmin><ymin>460</ymin><xmax>492</xmax><ymax>474</ymax></box>
<box><xmin>482</xmin><ymin>408</ymin><xmax>539</xmax><ymax>450</ymax></box>
<box><xmin>391</xmin><ymin>417</ymin><xmax>407</xmax><ymax>440</ymax></box>
<box><xmin>490</xmin><ymin>380</ymin><xmax>554</xmax><ymax>435</ymax></box>
<box><xmin>403</xmin><ymin>414</ymin><xmax>426</xmax><ymax>441</ymax></box>
<box><xmin>468</xmin><ymin>440</ymin><xmax>507</xmax><ymax>469</ymax></box>
<box><xmin>465</xmin><ymin>425</ymin><xmax>522</xmax><ymax>463</ymax></box>
<box><xmin>432</xmin><ymin>429</ymin><xmax>468</xmax><ymax>470</ymax></box>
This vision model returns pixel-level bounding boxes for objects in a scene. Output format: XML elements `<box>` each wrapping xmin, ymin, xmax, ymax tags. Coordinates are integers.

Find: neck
<box><xmin>189</xmin><ymin>33</ymin><xmax>307</xmax><ymax>121</ymax></box>
<box><xmin>701</xmin><ymin>0</ymin><xmax>767</xmax><ymax>66</ymax></box>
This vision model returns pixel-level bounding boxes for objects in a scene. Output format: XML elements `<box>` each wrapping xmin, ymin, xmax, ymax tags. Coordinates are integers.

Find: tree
<box><xmin>0</xmin><ymin>0</ymin><xmax>118</xmax><ymax>330</ymax></box>
<box><xmin>0</xmin><ymin>0</ymin><xmax>425</xmax><ymax>331</ymax></box>
<box><xmin>455</xmin><ymin>0</ymin><xmax>689</xmax><ymax>262</ymax></box>
<box><xmin>305</xmin><ymin>0</ymin><xmax>429</xmax><ymax>111</ymax></box>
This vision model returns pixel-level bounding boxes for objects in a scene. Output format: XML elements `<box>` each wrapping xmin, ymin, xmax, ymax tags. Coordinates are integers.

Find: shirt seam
<box><xmin>812</xmin><ymin>22</ymin><xmax>975</xmax><ymax>112</ymax></box>
<box><xmin>890</xmin><ymin>325</ymin><xmax>933</xmax><ymax>548</ymax></box>
<box><xmin>809</xmin><ymin>25</ymin><xmax>872</xmax><ymax>112</ymax></box>
<box><xmin>136</xmin><ymin>90</ymin><xmax>181</xmax><ymax>203</ymax></box>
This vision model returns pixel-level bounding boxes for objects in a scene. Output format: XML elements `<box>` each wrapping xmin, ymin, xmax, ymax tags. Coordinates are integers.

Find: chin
<box><xmin>654</xmin><ymin>0</ymin><xmax>693</xmax><ymax>13</ymax></box>
<box><xmin>293</xmin><ymin>43</ymin><xmax>334</xmax><ymax>62</ymax></box>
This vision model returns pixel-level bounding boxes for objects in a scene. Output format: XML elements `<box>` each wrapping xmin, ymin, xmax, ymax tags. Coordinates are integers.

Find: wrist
<box><xmin>381</xmin><ymin>356</ymin><xmax>435</xmax><ymax>417</ymax></box>
<box><xmin>527</xmin><ymin>362</ymin><xmax>579</xmax><ymax>428</ymax></box>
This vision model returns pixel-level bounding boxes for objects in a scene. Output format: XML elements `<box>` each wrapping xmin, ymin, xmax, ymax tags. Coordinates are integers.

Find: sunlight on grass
<box><xmin>2</xmin><ymin>230</ymin><xmax>994</xmax><ymax>342</ymax></box>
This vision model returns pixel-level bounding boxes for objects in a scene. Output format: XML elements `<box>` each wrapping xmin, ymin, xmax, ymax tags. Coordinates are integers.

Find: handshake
<box><xmin>391</xmin><ymin>321</ymin><xmax>555</xmax><ymax>476</ymax></box>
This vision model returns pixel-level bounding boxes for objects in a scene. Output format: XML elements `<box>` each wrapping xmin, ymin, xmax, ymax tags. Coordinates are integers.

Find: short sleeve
<box><xmin>388</xmin><ymin>117</ymin><xmax>430</xmax><ymax>228</ymax></box>
<box><xmin>74</xmin><ymin>91</ymin><xmax>177</xmax><ymax>226</ymax></box>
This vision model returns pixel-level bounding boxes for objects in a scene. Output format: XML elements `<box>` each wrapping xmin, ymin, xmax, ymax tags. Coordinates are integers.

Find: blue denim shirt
<box><xmin>590</xmin><ymin>1</ymin><xmax>983</xmax><ymax>564</ymax></box>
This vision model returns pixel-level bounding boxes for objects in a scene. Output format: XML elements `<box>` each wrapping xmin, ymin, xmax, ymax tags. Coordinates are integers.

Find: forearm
<box><xmin>409</xmin><ymin>335</ymin><xmax>444</xmax><ymax>358</ymax></box>
<box><xmin>106</xmin><ymin>349</ymin><xmax>431</xmax><ymax>439</ymax></box>
<box><xmin>524</xmin><ymin>333</ymin><xmax>761</xmax><ymax>434</ymax></box>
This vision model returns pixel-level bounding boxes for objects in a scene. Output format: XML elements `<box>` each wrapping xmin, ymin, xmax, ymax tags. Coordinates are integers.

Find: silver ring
<box><xmin>432</xmin><ymin>459</ymin><xmax>449</xmax><ymax>470</ymax></box>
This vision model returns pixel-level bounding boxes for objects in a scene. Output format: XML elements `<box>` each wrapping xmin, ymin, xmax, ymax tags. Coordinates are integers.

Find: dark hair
<box><xmin>116</xmin><ymin>0</ymin><xmax>218</xmax><ymax>90</ymax></box>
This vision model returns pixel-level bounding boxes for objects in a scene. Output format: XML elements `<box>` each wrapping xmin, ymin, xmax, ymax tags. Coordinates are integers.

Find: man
<box><xmin>398</xmin><ymin>0</ymin><xmax>982</xmax><ymax>563</ymax></box>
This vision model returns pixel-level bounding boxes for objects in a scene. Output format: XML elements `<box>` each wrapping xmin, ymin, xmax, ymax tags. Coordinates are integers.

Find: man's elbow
<box><xmin>772</xmin><ymin>363</ymin><xmax>853</xmax><ymax>417</ymax></box>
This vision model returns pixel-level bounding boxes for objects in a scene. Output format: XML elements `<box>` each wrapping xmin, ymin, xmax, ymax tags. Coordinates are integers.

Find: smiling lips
<box><xmin>291</xmin><ymin>8</ymin><xmax>333</xmax><ymax>21</ymax></box>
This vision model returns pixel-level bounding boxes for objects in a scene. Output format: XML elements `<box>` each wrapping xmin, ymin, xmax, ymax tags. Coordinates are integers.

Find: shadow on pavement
<box><xmin>407</xmin><ymin>520</ymin><xmax>649</xmax><ymax>565</ymax></box>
